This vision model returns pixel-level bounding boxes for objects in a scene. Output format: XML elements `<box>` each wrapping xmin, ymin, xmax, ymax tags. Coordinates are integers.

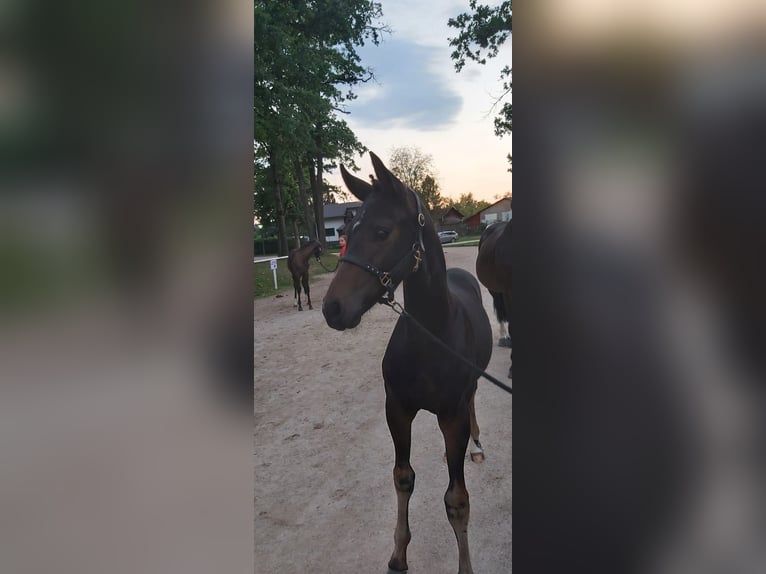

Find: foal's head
<box><xmin>310</xmin><ymin>240</ymin><xmax>323</xmax><ymax>260</ymax></box>
<box><xmin>323</xmin><ymin>152</ymin><xmax>425</xmax><ymax>330</ymax></box>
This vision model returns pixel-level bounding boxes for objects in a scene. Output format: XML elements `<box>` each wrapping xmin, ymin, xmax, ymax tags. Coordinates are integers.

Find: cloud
<box><xmin>347</xmin><ymin>39</ymin><xmax>463</xmax><ymax>131</ymax></box>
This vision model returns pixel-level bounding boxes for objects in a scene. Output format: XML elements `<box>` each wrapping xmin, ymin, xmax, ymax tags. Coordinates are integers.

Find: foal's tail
<box><xmin>490</xmin><ymin>290</ymin><xmax>508</xmax><ymax>324</ymax></box>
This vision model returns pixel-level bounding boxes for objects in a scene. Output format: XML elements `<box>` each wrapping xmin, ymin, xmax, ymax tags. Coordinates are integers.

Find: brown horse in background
<box><xmin>323</xmin><ymin>153</ymin><xmax>492</xmax><ymax>574</ymax></box>
<box><xmin>287</xmin><ymin>240</ymin><xmax>322</xmax><ymax>311</ymax></box>
<box><xmin>476</xmin><ymin>221</ymin><xmax>512</xmax><ymax>377</ymax></box>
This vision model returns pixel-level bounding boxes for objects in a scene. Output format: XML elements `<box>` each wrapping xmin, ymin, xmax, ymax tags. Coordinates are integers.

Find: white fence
<box><xmin>254</xmin><ymin>255</ymin><xmax>288</xmax><ymax>289</ymax></box>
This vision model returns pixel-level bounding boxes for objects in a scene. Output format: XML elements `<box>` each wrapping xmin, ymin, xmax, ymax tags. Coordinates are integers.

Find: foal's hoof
<box><xmin>498</xmin><ymin>336</ymin><xmax>511</xmax><ymax>348</ymax></box>
<box><xmin>387</xmin><ymin>558</ymin><xmax>408</xmax><ymax>573</ymax></box>
<box><xmin>308</xmin><ymin>304</ymin><xmax>313</xmax><ymax>310</ymax></box>
<box><xmin>470</xmin><ymin>451</ymin><xmax>486</xmax><ymax>463</ymax></box>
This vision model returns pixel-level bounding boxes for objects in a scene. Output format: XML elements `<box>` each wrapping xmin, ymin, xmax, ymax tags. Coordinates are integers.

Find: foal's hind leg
<box><xmin>301</xmin><ymin>273</ymin><xmax>313</xmax><ymax>310</ymax></box>
<box><xmin>468</xmin><ymin>392</ymin><xmax>485</xmax><ymax>463</ymax></box>
<box><xmin>438</xmin><ymin>408</ymin><xmax>474</xmax><ymax>574</ymax></box>
<box><xmin>293</xmin><ymin>276</ymin><xmax>303</xmax><ymax>311</ymax></box>
<box><xmin>385</xmin><ymin>398</ymin><xmax>416</xmax><ymax>572</ymax></box>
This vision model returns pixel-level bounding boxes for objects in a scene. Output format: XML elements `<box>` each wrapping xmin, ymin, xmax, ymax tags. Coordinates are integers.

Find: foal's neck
<box><xmin>402</xmin><ymin>226</ymin><xmax>451</xmax><ymax>333</ymax></box>
<box><xmin>301</xmin><ymin>242</ymin><xmax>317</xmax><ymax>262</ymax></box>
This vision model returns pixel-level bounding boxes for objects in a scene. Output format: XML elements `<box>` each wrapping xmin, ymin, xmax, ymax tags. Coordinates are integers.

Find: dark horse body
<box><xmin>476</xmin><ymin>220</ymin><xmax>512</xmax><ymax>376</ymax></box>
<box><xmin>323</xmin><ymin>153</ymin><xmax>492</xmax><ymax>574</ymax></box>
<box><xmin>286</xmin><ymin>240</ymin><xmax>322</xmax><ymax>311</ymax></box>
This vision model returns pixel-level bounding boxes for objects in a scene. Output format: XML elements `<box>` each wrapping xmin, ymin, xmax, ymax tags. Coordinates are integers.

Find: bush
<box><xmin>254</xmin><ymin>235</ymin><xmax>312</xmax><ymax>256</ymax></box>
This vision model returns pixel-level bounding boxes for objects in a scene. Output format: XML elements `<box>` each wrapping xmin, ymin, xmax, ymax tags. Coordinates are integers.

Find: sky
<box><xmin>325</xmin><ymin>0</ymin><xmax>512</xmax><ymax>204</ymax></box>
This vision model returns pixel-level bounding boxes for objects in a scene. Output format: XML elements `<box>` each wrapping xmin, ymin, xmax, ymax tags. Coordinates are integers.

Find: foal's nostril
<box><xmin>322</xmin><ymin>299</ymin><xmax>342</xmax><ymax>325</ymax></box>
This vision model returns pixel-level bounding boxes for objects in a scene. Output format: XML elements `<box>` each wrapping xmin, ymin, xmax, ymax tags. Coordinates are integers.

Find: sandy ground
<box><xmin>254</xmin><ymin>246</ymin><xmax>512</xmax><ymax>574</ymax></box>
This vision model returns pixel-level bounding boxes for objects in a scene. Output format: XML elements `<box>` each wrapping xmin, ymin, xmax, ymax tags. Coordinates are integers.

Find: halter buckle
<box><xmin>412</xmin><ymin>246</ymin><xmax>422</xmax><ymax>273</ymax></box>
<box><xmin>417</xmin><ymin>213</ymin><xmax>425</xmax><ymax>227</ymax></box>
<box><xmin>379</xmin><ymin>272</ymin><xmax>392</xmax><ymax>288</ymax></box>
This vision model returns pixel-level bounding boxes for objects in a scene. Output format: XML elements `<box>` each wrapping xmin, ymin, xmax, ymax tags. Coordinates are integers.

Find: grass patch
<box><xmin>254</xmin><ymin>254</ymin><xmax>340</xmax><ymax>299</ymax></box>
<box><xmin>443</xmin><ymin>239</ymin><xmax>480</xmax><ymax>247</ymax></box>
<box><xmin>442</xmin><ymin>234</ymin><xmax>482</xmax><ymax>248</ymax></box>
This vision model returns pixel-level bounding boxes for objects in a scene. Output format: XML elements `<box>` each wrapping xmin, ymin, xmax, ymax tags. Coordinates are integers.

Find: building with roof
<box><xmin>464</xmin><ymin>197</ymin><xmax>512</xmax><ymax>230</ymax></box>
<box><xmin>432</xmin><ymin>206</ymin><xmax>465</xmax><ymax>229</ymax></box>
<box><xmin>323</xmin><ymin>201</ymin><xmax>362</xmax><ymax>244</ymax></box>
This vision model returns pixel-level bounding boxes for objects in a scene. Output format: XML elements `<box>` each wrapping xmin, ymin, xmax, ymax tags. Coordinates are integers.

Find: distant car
<box><xmin>438</xmin><ymin>230</ymin><xmax>459</xmax><ymax>244</ymax></box>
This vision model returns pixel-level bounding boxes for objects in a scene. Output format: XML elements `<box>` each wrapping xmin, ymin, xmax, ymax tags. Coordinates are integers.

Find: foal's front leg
<box><xmin>468</xmin><ymin>392</ymin><xmax>485</xmax><ymax>463</ymax></box>
<box><xmin>439</xmin><ymin>408</ymin><xmax>474</xmax><ymax>574</ymax></box>
<box><xmin>385</xmin><ymin>398</ymin><xmax>416</xmax><ymax>572</ymax></box>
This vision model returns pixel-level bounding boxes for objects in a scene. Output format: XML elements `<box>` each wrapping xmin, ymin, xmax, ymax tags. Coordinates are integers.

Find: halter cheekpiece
<box><xmin>339</xmin><ymin>188</ymin><xmax>427</xmax><ymax>303</ymax></box>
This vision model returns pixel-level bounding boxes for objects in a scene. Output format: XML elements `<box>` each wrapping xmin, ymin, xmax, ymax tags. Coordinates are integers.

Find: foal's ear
<box><xmin>340</xmin><ymin>164</ymin><xmax>372</xmax><ymax>201</ymax></box>
<box><xmin>369</xmin><ymin>152</ymin><xmax>405</xmax><ymax>194</ymax></box>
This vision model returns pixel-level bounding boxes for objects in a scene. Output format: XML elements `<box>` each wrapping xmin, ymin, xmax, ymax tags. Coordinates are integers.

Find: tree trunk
<box><xmin>270</xmin><ymin>150</ymin><xmax>289</xmax><ymax>256</ymax></box>
<box><xmin>293</xmin><ymin>159</ymin><xmax>316</xmax><ymax>240</ymax></box>
<box><xmin>309</xmin><ymin>151</ymin><xmax>326</xmax><ymax>249</ymax></box>
<box><xmin>292</xmin><ymin>220</ymin><xmax>301</xmax><ymax>249</ymax></box>
<box><xmin>316</xmin><ymin>149</ymin><xmax>325</xmax><ymax>246</ymax></box>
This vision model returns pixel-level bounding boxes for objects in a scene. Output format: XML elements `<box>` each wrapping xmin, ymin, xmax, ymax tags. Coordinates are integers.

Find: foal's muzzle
<box><xmin>322</xmin><ymin>297</ymin><xmax>363</xmax><ymax>331</ymax></box>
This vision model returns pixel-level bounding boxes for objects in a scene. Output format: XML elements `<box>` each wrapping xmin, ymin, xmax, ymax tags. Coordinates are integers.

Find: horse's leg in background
<box><xmin>385</xmin><ymin>397</ymin><xmax>416</xmax><ymax>573</ymax></box>
<box><xmin>301</xmin><ymin>272</ymin><xmax>312</xmax><ymax>310</ymax></box>
<box><xmin>293</xmin><ymin>274</ymin><xmax>303</xmax><ymax>311</ymax></box>
<box><xmin>438</xmin><ymin>407</ymin><xmax>474</xmax><ymax>574</ymax></box>
<box><xmin>498</xmin><ymin>321</ymin><xmax>510</xmax><ymax>347</ymax></box>
<box><xmin>468</xmin><ymin>391</ymin><xmax>485</xmax><ymax>463</ymax></box>
<box><xmin>490</xmin><ymin>290</ymin><xmax>511</xmax><ymax>347</ymax></box>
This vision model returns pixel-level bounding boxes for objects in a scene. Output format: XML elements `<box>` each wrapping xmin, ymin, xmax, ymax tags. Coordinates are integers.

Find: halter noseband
<box><xmin>339</xmin><ymin>188</ymin><xmax>427</xmax><ymax>303</ymax></box>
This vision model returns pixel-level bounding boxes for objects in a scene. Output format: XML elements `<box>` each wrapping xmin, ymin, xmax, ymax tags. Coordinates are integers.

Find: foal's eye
<box><xmin>374</xmin><ymin>227</ymin><xmax>390</xmax><ymax>240</ymax></box>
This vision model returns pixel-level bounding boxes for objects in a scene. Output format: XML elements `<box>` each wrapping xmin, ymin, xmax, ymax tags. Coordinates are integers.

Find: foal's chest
<box><xmin>383</xmin><ymin>349</ymin><xmax>469</xmax><ymax>412</ymax></box>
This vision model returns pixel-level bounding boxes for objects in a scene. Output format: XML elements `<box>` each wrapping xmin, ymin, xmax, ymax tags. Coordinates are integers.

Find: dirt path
<box><xmin>255</xmin><ymin>246</ymin><xmax>512</xmax><ymax>573</ymax></box>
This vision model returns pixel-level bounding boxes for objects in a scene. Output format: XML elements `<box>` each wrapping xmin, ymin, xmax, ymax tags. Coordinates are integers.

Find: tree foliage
<box><xmin>448</xmin><ymin>1</ymin><xmax>512</xmax><ymax>136</ymax></box>
<box><xmin>388</xmin><ymin>146</ymin><xmax>444</xmax><ymax>213</ymax></box>
<box><xmin>388</xmin><ymin>146</ymin><xmax>434</xmax><ymax>190</ymax></box>
<box><xmin>420</xmin><ymin>175</ymin><xmax>444</xmax><ymax>214</ymax></box>
<box><xmin>450</xmin><ymin>192</ymin><xmax>491</xmax><ymax>217</ymax></box>
<box><xmin>253</xmin><ymin>0</ymin><xmax>386</xmax><ymax>253</ymax></box>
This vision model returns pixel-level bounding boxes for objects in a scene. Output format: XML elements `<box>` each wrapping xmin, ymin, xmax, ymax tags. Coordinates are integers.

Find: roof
<box><xmin>465</xmin><ymin>196</ymin><xmax>512</xmax><ymax>218</ymax></box>
<box><xmin>323</xmin><ymin>201</ymin><xmax>362</xmax><ymax>219</ymax></box>
<box><xmin>433</xmin><ymin>206</ymin><xmax>465</xmax><ymax>220</ymax></box>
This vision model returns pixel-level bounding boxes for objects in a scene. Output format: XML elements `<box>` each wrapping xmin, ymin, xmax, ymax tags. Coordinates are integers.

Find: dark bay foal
<box><xmin>322</xmin><ymin>153</ymin><xmax>492</xmax><ymax>574</ymax></box>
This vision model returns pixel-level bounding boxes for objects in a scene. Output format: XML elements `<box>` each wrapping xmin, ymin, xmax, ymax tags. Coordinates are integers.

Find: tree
<box><xmin>254</xmin><ymin>1</ymin><xmax>316</xmax><ymax>254</ymax></box>
<box><xmin>388</xmin><ymin>146</ymin><xmax>433</xmax><ymax>191</ymax></box>
<box><xmin>254</xmin><ymin>0</ymin><xmax>386</xmax><ymax>251</ymax></box>
<box><xmin>448</xmin><ymin>1</ymin><xmax>512</xmax><ymax>136</ymax></box>
<box><xmin>388</xmin><ymin>146</ymin><xmax>444</xmax><ymax>213</ymax></box>
<box><xmin>420</xmin><ymin>175</ymin><xmax>445</xmax><ymax>213</ymax></box>
<box><xmin>296</xmin><ymin>1</ymin><xmax>387</xmax><ymax>248</ymax></box>
<box><xmin>451</xmin><ymin>192</ymin><xmax>490</xmax><ymax>217</ymax></box>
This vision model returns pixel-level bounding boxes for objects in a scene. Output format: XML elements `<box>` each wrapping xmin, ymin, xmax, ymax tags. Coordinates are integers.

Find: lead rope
<box><xmin>380</xmin><ymin>299</ymin><xmax>513</xmax><ymax>395</ymax></box>
<box><xmin>316</xmin><ymin>255</ymin><xmax>339</xmax><ymax>272</ymax></box>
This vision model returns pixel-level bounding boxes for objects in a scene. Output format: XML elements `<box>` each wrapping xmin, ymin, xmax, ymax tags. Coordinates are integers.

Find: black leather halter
<box><xmin>339</xmin><ymin>188</ymin><xmax>427</xmax><ymax>303</ymax></box>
